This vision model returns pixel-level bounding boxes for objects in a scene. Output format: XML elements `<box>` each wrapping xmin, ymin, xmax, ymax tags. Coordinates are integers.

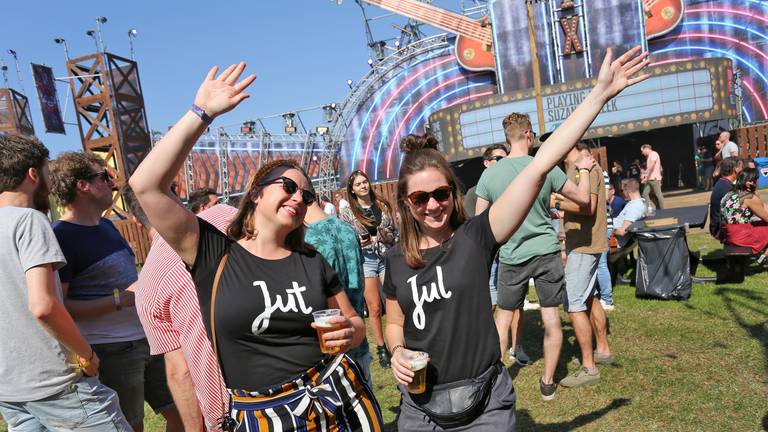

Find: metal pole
<box><xmin>96</xmin><ymin>17</ymin><xmax>108</xmax><ymax>52</ymax></box>
<box><xmin>0</xmin><ymin>59</ymin><xmax>8</xmax><ymax>88</ymax></box>
<box><xmin>7</xmin><ymin>50</ymin><xmax>26</xmax><ymax>94</ymax></box>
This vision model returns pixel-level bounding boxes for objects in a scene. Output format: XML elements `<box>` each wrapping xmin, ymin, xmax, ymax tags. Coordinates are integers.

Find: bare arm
<box><xmin>164</xmin><ymin>349</ymin><xmax>204</xmax><ymax>432</ymax></box>
<box><xmin>475</xmin><ymin>197</ymin><xmax>489</xmax><ymax>216</ymax></box>
<box><xmin>745</xmin><ymin>195</ymin><xmax>768</xmax><ymax>222</ymax></box>
<box><xmin>557</xmin><ymin>192</ymin><xmax>598</xmax><ymax>216</ymax></box>
<box><xmin>27</xmin><ymin>265</ymin><xmax>99</xmax><ymax>376</ymax></box>
<box><xmin>62</xmin><ymin>281</ymin><xmax>136</xmax><ymax>321</ymax></box>
<box><xmin>488</xmin><ymin>47</ymin><xmax>649</xmax><ymax>243</ymax></box>
<box><xmin>558</xmin><ymin>168</ymin><xmax>593</xmax><ymax>206</ymax></box>
<box><xmin>130</xmin><ymin>63</ymin><xmax>256</xmax><ymax>265</ymax></box>
<box><xmin>385</xmin><ymin>298</ymin><xmax>415</xmax><ymax>386</ymax></box>
<box><xmin>613</xmin><ymin>219</ymin><xmax>634</xmax><ymax>237</ymax></box>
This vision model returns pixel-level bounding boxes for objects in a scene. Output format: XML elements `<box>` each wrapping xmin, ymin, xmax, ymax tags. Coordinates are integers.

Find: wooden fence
<box><xmin>114</xmin><ymin>219</ymin><xmax>152</xmax><ymax>265</ymax></box>
<box><xmin>736</xmin><ymin>122</ymin><xmax>768</xmax><ymax>159</ymax></box>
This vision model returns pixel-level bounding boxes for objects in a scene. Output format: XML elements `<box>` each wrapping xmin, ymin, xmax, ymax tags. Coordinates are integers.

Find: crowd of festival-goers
<box><xmin>2</xmin><ymin>45</ymin><xmax>766</xmax><ymax>432</ymax></box>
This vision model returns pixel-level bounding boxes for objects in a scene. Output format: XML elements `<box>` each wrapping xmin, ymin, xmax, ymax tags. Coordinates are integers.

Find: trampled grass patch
<box><xmin>2</xmin><ymin>233</ymin><xmax>766</xmax><ymax>431</ymax></box>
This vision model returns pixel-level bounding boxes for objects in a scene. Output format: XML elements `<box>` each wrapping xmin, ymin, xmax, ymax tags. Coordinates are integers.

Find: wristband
<box><xmin>390</xmin><ymin>344</ymin><xmax>405</xmax><ymax>355</ymax></box>
<box><xmin>113</xmin><ymin>288</ymin><xmax>122</xmax><ymax>311</ymax></box>
<box><xmin>190</xmin><ymin>104</ymin><xmax>213</xmax><ymax>125</ymax></box>
<box><xmin>579</xmin><ymin>168</ymin><xmax>590</xmax><ymax>173</ymax></box>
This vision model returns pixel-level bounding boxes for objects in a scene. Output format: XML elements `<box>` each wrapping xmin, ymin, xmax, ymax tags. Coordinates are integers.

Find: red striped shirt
<box><xmin>136</xmin><ymin>205</ymin><xmax>237</xmax><ymax>432</ymax></box>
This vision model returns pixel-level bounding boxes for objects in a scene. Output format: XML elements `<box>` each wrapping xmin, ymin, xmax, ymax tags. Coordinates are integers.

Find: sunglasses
<box><xmin>84</xmin><ymin>170</ymin><xmax>112</xmax><ymax>183</ymax></box>
<box><xmin>485</xmin><ymin>155</ymin><xmax>505</xmax><ymax>162</ymax></box>
<box><xmin>407</xmin><ymin>186</ymin><xmax>453</xmax><ymax>206</ymax></box>
<box><xmin>258</xmin><ymin>176</ymin><xmax>316</xmax><ymax>205</ymax></box>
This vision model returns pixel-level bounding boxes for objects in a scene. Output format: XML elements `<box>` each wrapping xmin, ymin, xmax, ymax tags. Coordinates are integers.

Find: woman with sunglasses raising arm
<box><xmin>383</xmin><ymin>47</ymin><xmax>649</xmax><ymax>431</ymax></box>
<box><xmin>339</xmin><ymin>170</ymin><xmax>398</xmax><ymax>369</ymax></box>
<box><xmin>130</xmin><ymin>63</ymin><xmax>382</xmax><ymax>431</ymax></box>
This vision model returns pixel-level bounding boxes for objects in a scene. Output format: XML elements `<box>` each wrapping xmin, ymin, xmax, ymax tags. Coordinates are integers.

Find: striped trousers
<box><xmin>229</xmin><ymin>355</ymin><xmax>383</xmax><ymax>431</ymax></box>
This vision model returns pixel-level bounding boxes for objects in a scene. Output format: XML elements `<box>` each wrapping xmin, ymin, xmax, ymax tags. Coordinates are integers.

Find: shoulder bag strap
<box><xmin>209</xmin><ymin>251</ymin><xmax>234</xmax><ymax>430</ymax></box>
<box><xmin>210</xmin><ymin>251</ymin><xmax>230</xmax><ymax>366</ymax></box>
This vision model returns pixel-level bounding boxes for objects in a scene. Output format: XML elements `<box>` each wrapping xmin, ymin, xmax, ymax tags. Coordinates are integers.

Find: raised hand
<box><xmin>194</xmin><ymin>62</ymin><xmax>256</xmax><ymax>118</ymax></box>
<box><xmin>593</xmin><ymin>46</ymin><xmax>650</xmax><ymax>102</ymax></box>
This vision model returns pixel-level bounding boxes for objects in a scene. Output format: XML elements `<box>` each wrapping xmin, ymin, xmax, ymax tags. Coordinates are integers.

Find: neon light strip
<box><xmin>742</xmin><ymin>79</ymin><xmax>768</xmax><ymax>118</ymax></box>
<box><xmin>651</xmin><ymin>46</ymin><xmax>768</xmax><ymax>87</ymax></box>
<box><xmin>743</xmin><ymin>106</ymin><xmax>753</xmax><ymax>124</ymax></box>
<box><xmin>408</xmin><ymin>85</ymin><xmax>494</xmax><ymax>133</ymax></box>
<box><xmin>351</xmin><ymin>52</ymin><xmax>451</xmax><ymax>169</ymax></box>
<box><xmin>425</xmin><ymin>90</ymin><xmax>496</xmax><ymax>119</ymax></box>
<box><xmin>360</xmin><ymin>56</ymin><xmax>457</xmax><ymax>173</ymax></box>
<box><xmin>370</xmin><ymin>65</ymin><xmax>462</xmax><ymax>176</ymax></box>
<box><xmin>686</xmin><ymin>8</ymin><xmax>768</xmax><ymax>25</ymax></box>
<box><xmin>682</xmin><ymin>21</ymin><xmax>768</xmax><ymax>42</ymax></box>
<box><xmin>383</xmin><ymin>75</ymin><xmax>484</xmax><ymax>176</ymax></box>
<box><xmin>656</xmin><ymin>33</ymin><xmax>768</xmax><ymax>63</ymax></box>
<box><xmin>649</xmin><ymin>57</ymin><xmax>693</xmax><ymax>66</ymax></box>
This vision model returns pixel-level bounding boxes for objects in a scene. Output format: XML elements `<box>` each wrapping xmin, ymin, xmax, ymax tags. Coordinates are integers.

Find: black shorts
<box><xmin>497</xmin><ymin>252</ymin><xmax>565</xmax><ymax>310</ymax></box>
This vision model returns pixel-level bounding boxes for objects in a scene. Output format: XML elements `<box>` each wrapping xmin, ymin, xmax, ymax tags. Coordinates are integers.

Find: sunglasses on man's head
<box><xmin>407</xmin><ymin>186</ymin><xmax>453</xmax><ymax>206</ymax></box>
<box><xmin>258</xmin><ymin>176</ymin><xmax>316</xmax><ymax>205</ymax></box>
<box><xmin>84</xmin><ymin>170</ymin><xmax>112</xmax><ymax>183</ymax></box>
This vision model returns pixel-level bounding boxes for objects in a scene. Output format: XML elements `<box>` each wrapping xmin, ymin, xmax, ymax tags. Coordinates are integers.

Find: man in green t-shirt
<box><xmin>555</xmin><ymin>142</ymin><xmax>612</xmax><ymax>389</ymax></box>
<box><xmin>475</xmin><ymin>113</ymin><xmax>594</xmax><ymax>401</ymax></box>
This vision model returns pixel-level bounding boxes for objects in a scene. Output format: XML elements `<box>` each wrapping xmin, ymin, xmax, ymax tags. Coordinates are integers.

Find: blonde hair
<box><xmin>502</xmin><ymin>113</ymin><xmax>532</xmax><ymax>143</ymax></box>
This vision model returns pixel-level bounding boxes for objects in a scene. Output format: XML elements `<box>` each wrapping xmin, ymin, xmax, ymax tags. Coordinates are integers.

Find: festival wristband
<box><xmin>113</xmin><ymin>288</ymin><xmax>122</xmax><ymax>311</ymax></box>
<box><xmin>190</xmin><ymin>104</ymin><xmax>213</xmax><ymax>125</ymax></box>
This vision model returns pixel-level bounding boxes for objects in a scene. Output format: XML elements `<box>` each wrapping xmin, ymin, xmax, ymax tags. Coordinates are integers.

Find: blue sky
<box><xmin>1</xmin><ymin>0</ymin><xmax>443</xmax><ymax>155</ymax></box>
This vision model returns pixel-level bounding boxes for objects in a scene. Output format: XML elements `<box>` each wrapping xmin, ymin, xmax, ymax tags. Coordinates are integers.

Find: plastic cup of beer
<box><xmin>312</xmin><ymin>309</ymin><xmax>343</xmax><ymax>354</ymax></box>
<box><xmin>407</xmin><ymin>351</ymin><xmax>429</xmax><ymax>394</ymax></box>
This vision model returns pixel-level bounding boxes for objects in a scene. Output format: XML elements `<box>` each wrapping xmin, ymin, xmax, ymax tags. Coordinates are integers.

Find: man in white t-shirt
<box><xmin>612</xmin><ymin>178</ymin><xmax>647</xmax><ymax>248</ymax></box>
<box><xmin>718</xmin><ymin>131</ymin><xmax>739</xmax><ymax>159</ymax></box>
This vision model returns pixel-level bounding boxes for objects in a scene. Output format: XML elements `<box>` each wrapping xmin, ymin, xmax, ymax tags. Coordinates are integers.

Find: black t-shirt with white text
<box><xmin>383</xmin><ymin>210</ymin><xmax>501</xmax><ymax>385</ymax></box>
<box><xmin>190</xmin><ymin>219</ymin><xmax>343</xmax><ymax>391</ymax></box>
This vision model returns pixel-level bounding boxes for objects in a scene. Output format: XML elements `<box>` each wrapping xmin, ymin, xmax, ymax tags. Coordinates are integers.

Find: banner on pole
<box><xmin>31</xmin><ymin>63</ymin><xmax>65</xmax><ymax>134</ymax></box>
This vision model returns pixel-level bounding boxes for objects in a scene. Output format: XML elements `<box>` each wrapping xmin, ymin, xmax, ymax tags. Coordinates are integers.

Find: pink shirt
<box><xmin>646</xmin><ymin>150</ymin><xmax>662</xmax><ymax>181</ymax></box>
<box><xmin>136</xmin><ymin>204</ymin><xmax>237</xmax><ymax>432</ymax></box>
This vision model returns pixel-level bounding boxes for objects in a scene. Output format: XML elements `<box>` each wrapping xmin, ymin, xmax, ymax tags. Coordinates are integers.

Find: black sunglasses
<box><xmin>258</xmin><ymin>176</ymin><xmax>316</xmax><ymax>205</ymax></box>
<box><xmin>407</xmin><ymin>186</ymin><xmax>453</xmax><ymax>206</ymax></box>
<box><xmin>84</xmin><ymin>170</ymin><xmax>112</xmax><ymax>183</ymax></box>
<box><xmin>485</xmin><ymin>155</ymin><xmax>505</xmax><ymax>162</ymax></box>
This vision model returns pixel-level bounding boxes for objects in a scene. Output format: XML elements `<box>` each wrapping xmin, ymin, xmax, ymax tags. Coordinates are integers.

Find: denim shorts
<box><xmin>362</xmin><ymin>245</ymin><xmax>385</xmax><ymax>278</ymax></box>
<box><xmin>0</xmin><ymin>376</ymin><xmax>132</xmax><ymax>431</ymax></box>
<box><xmin>564</xmin><ymin>251</ymin><xmax>600</xmax><ymax>312</ymax></box>
<box><xmin>93</xmin><ymin>338</ymin><xmax>174</xmax><ymax>426</ymax></box>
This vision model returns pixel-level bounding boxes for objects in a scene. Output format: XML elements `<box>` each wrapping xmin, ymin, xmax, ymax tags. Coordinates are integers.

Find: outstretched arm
<box><xmin>130</xmin><ymin>63</ymin><xmax>256</xmax><ymax>265</ymax></box>
<box><xmin>488</xmin><ymin>47</ymin><xmax>649</xmax><ymax>243</ymax></box>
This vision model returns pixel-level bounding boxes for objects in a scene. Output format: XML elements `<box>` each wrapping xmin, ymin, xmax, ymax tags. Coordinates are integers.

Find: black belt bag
<box><xmin>412</xmin><ymin>362</ymin><xmax>504</xmax><ymax>429</ymax></box>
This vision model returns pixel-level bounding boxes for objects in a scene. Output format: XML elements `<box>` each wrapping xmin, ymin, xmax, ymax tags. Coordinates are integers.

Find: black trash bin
<box><xmin>634</xmin><ymin>226</ymin><xmax>692</xmax><ymax>300</ymax></box>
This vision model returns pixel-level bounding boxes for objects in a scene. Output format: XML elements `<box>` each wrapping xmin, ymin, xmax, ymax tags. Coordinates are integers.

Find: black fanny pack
<box><xmin>411</xmin><ymin>362</ymin><xmax>504</xmax><ymax>429</ymax></box>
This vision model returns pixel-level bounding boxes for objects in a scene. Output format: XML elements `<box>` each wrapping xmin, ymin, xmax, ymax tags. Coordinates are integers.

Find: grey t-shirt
<box><xmin>0</xmin><ymin>206</ymin><xmax>78</xmax><ymax>402</ymax></box>
<box><xmin>722</xmin><ymin>141</ymin><xmax>739</xmax><ymax>158</ymax></box>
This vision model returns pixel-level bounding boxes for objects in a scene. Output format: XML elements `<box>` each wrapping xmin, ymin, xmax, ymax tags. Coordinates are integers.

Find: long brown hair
<box><xmin>346</xmin><ymin>170</ymin><xmax>391</xmax><ymax>228</ymax></box>
<box><xmin>227</xmin><ymin>159</ymin><xmax>311</xmax><ymax>252</ymax></box>
<box><xmin>397</xmin><ymin>134</ymin><xmax>466</xmax><ymax>268</ymax></box>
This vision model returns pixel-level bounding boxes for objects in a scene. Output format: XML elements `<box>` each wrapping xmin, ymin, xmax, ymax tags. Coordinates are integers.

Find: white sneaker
<box><xmin>523</xmin><ymin>299</ymin><xmax>541</xmax><ymax>310</ymax></box>
<box><xmin>600</xmin><ymin>299</ymin><xmax>615</xmax><ymax>311</ymax></box>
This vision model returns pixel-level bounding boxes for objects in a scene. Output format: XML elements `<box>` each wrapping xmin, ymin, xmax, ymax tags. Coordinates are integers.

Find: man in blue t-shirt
<box><xmin>612</xmin><ymin>178</ymin><xmax>647</xmax><ymax>248</ymax></box>
<box><xmin>50</xmin><ymin>151</ymin><xmax>181</xmax><ymax>430</ymax></box>
<box><xmin>304</xmin><ymin>198</ymin><xmax>372</xmax><ymax>381</ymax></box>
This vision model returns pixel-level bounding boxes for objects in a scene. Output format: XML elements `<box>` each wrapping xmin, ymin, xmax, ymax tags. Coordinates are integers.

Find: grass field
<box><xmin>3</xmin><ymin>233</ymin><xmax>767</xmax><ymax>431</ymax></box>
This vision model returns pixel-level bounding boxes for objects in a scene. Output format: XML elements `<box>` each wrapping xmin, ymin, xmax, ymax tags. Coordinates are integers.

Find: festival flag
<box><xmin>31</xmin><ymin>63</ymin><xmax>65</xmax><ymax>134</ymax></box>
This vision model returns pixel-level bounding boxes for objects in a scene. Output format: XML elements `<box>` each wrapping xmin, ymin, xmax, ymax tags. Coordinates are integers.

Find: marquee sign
<box><xmin>428</xmin><ymin>58</ymin><xmax>738</xmax><ymax>162</ymax></box>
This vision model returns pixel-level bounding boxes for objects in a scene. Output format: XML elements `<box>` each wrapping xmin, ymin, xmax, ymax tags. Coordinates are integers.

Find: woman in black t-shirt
<box><xmin>130</xmin><ymin>63</ymin><xmax>381</xmax><ymax>431</ymax></box>
<box><xmin>339</xmin><ymin>169</ymin><xmax>397</xmax><ymax>369</ymax></box>
<box><xmin>384</xmin><ymin>47</ymin><xmax>650</xmax><ymax>430</ymax></box>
